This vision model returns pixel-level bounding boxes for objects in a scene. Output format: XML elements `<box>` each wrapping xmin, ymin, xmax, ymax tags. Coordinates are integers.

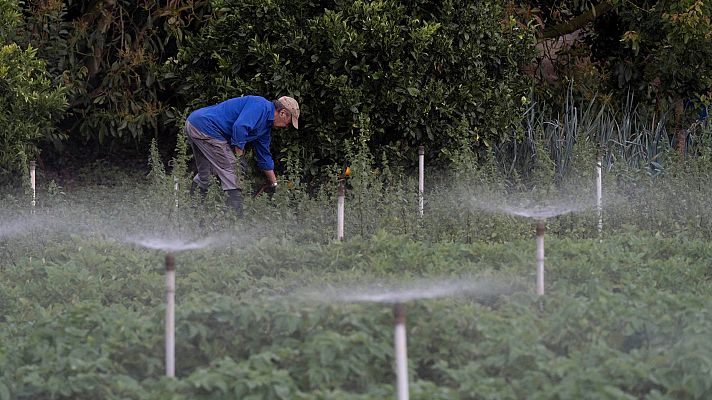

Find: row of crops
<box><xmin>2</xmin><ymin>162</ymin><xmax>712</xmax><ymax>399</ymax></box>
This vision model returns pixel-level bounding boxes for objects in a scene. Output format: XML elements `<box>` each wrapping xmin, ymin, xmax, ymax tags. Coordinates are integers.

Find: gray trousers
<box><xmin>184</xmin><ymin>122</ymin><xmax>241</xmax><ymax>191</ymax></box>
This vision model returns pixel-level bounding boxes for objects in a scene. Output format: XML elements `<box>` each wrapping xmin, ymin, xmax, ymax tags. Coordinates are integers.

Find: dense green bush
<box><xmin>16</xmin><ymin>0</ymin><xmax>208</xmax><ymax>147</ymax></box>
<box><xmin>0</xmin><ymin>0</ymin><xmax>66</xmax><ymax>178</ymax></box>
<box><xmin>169</xmin><ymin>0</ymin><xmax>536</xmax><ymax>173</ymax></box>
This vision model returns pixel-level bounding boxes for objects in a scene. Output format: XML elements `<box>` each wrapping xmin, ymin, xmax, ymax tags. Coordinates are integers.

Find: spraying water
<box><xmin>0</xmin><ymin>215</ymin><xmax>41</xmax><ymax>238</ymax></box>
<box><xmin>498</xmin><ymin>204</ymin><xmax>585</xmax><ymax>219</ymax></box>
<box><xmin>298</xmin><ymin>277</ymin><xmax>516</xmax><ymax>304</ymax></box>
<box><xmin>127</xmin><ymin>236</ymin><xmax>220</xmax><ymax>252</ymax></box>
<box><xmin>470</xmin><ymin>196</ymin><xmax>593</xmax><ymax>219</ymax></box>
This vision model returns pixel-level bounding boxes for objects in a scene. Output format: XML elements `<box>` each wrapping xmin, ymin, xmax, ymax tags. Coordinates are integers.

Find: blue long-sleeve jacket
<box><xmin>187</xmin><ymin>96</ymin><xmax>275</xmax><ymax>170</ymax></box>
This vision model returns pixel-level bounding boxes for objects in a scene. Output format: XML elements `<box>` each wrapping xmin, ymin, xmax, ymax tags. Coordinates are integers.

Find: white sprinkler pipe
<box><xmin>596</xmin><ymin>155</ymin><xmax>603</xmax><ymax>236</ymax></box>
<box><xmin>418</xmin><ymin>146</ymin><xmax>424</xmax><ymax>218</ymax></box>
<box><xmin>165</xmin><ymin>253</ymin><xmax>176</xmax><ymax>377</ymax></box>
<box><xmin>337</xmin><ymin>180</ymin><xmax>345</xmax><ymax>241</ymax></box>
<box><xmin>536</xmin><ymin>219</ymin><xmax>545</xmax><ymax>296</ymax></box>
<box><xmin>394</xmin><ymin>303</ymin><xmax>409</xmax><ymax>400</ymax></box>
<box><xmin>174</xmin><ymin>176</ymin><xmax>179</xmax><ymax>210</ymax></box>
<box><xmin>29</xmin><ymin>161</ymin><xmax>36</xmax><ymax>209</ymax></box>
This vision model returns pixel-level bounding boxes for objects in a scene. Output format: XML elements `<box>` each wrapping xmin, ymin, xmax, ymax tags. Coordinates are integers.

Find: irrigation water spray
<box><xmin>128</xmin><ymin>236</ymin><xmax>218</xmax><ymax>252</ymax></box>
<box><xmin>296</xmin><ymin>277</ymin><xmax>516</xmax><ymax>400</ymax></box>
<box><xmin>418</xmin><ymin>145</ymin><xmax>424</xmax><ymax>218</ymax></box>
<box><xmin>473</xmin><ymin>200</ymin><xmax>591</xmax><ymax>295</ymax></box>
<box><xmin>127</xmin><ymin>236</ymin><xmax>219</xmax><ymax>378</ymax></box>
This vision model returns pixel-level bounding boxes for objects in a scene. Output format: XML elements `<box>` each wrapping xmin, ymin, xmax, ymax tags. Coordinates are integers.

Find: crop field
<box><xmin>2</xmin><ymin>154</ymin><xmax>712</xmax><ymax>400</ymax></box>
<box><xmin>4</xmin><ymin>0</ymin><xmax>712</xmax><ymax>398</ymax></box>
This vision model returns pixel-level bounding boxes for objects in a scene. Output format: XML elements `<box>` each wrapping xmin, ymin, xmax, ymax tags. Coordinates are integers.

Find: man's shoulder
<box><xmin>230</xmin><ymin>95</ymin><xmax>271</xmax><ymax>107</ymax></box>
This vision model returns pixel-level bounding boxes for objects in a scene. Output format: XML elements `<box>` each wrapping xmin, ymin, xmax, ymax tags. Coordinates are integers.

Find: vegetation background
<box><xmin>1</xmin><ymin>0</ymin><xmax>710</xmax><ymax>182</ymax></box>
<box><xmin>3</xmin><ymin>1</ymin><xmax>712</xmax><ymax>399</ymax></box>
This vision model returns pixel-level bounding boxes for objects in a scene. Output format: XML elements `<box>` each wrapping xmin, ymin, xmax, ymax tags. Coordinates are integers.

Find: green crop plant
<box><xmin>4</xmin><ymin>113</ymin><xmax>712</xmax><ymax>398</ymax></box>
<box><xmin>6</xmin><ymin>226</ymin><xmax>712</xmax><ymax>398</ymax></box>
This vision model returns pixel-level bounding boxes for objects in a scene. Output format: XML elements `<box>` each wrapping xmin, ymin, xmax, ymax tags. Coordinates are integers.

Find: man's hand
<box><xmin>233</xmin><ymin>146</ymin><xmax>244</xmax><ymax>157</ymax></box>
<box><xmin>252</xmin><ymin>181</ymin><xmax>277</xmax><ymax>198</ymax></box>
<box><xmin>264</xmin><ymin>181</ymin><xmax>277</xmax><ymax>194</ymax></box>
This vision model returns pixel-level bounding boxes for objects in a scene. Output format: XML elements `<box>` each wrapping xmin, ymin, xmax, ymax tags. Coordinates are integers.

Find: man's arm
<box><xmin>253</xmin><ymin>134</ymin><xmax>276</xmax><ymax>184</ymax></box>
<box><xmin>263</xmin><ymin>170</ymin><xmax>277</xmax><ymax>185</ymax></box>
<box><xmin>231</xmin><ymin>102</ymin><xmax>264</xmax><ymax>151</ymax></box>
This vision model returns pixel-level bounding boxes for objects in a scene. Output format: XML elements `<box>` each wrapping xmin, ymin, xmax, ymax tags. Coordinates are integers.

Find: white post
<box><xmin>394</xmin><ymin>303</ymin><xmax>409</xmax><ymax>400</ymax></box>
<box><xmin>418</xmin><ymin>146</ymin><xmax>424</xmax><ymax>218</ymax></box>
<box><xmin>174</xmin><ymin>176</ymin><xmax>179</xmax><ymax>210</ymax></box>
<box><xmin>337</xmin><ymin>180</ymin><xmax>345</xmax><ymax>241</ymax></box>
<box><xmin>29</xmin><ymin>161</ymin><xmax>36</xmax><ymax>210</ymax></box>
<box><xmin>165</xmin><ymin>253</ymin><xmax>176</xmax><ymax>377</ymax></box>
<box><xmin>536</xmin><ymin>219</ymin><xmax>545</xmax><ymax>296</ymax></box>
<box><xmin>596</xmin><ymin>155</ymin><xmax>603</xmax><ymax>236</ymax></box>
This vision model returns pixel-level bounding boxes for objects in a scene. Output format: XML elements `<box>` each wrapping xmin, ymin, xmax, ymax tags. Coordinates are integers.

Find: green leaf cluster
<box><xmin>0</xmin><ymin>0</ymin><xmax>66</xmax><ymax>176</ymax></box>
<box><xmin>169</xmin><ymin>0</ymin><xmax>536</xmax><ymax>172</ymax></box>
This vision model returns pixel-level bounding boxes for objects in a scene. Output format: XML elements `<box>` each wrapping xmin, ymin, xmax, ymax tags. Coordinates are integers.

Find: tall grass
<box><xmin>495</xmin><ymin>87</ymin><xmax>710</xmax><ymax>185</ymax></box>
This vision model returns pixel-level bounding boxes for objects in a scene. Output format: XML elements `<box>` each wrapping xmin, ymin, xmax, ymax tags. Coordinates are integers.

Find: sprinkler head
<box><xmin>338</xmin><ymin>165</ymin><xmax>351</xmax><ymax>181</ymax></box>
<box><xmin>165</xmin><ymin>253</ymin><xmax>175</xmax><ymax>272</ymax></box>
<box><xmin>394</xmin><ymin>303</ymin><xmax>406</xmax><ymax>325</ymax></box>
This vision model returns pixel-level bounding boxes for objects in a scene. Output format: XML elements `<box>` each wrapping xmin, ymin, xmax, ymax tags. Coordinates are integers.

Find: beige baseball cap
<box><xmin>278</xmin><ymin>96</ymin><xmax>300</xmax><ymax>129</ymax></box>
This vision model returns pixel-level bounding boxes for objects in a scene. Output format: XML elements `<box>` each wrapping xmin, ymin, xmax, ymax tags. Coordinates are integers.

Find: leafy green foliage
<box><xmin>169</xmin><ymin>0</ymin><xmax>536</xmax><ymax>173</ymax></box>
<box><xmin>16</xmin><ymin>0</ymin><xmax>209</xmax><ymax>146</ymax></box>
<box><xmin>0</xmin><ymin>20</ymin><xmax>66</xmax><ymax>177</ymax></box>
<box><xmin>5</xmin><ymin>218</ymin><xmax>712</xmax><ymax>398</ymax></box>
<box><xmin>521</xmin><ymin>0</ymin><xmax>711</xmax><ymax>124</ymax></box>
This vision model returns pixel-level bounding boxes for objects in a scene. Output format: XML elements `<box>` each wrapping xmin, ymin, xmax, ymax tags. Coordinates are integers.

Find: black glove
<box><xmin>252</xmin><ymin>182</ymin><xmax>277</xmax><ymax>198</ymax></box>
<box><xmin>264</xmin><ymin>182</ymin><xmax>277</xmax><ymax>195</ymax></box>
